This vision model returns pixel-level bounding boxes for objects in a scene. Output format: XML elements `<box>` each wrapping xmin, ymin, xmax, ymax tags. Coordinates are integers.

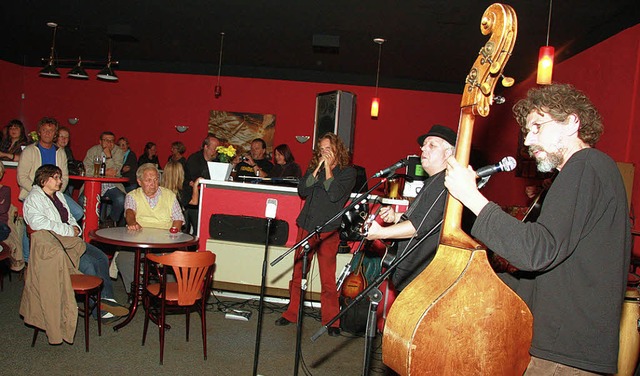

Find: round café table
<box><xmin>69</xmin><ymin>175</ymin><xmax>129</xmax><ymax>242</ymax></box>
<box><xmin>89</xmin><ymin>227</ymin><xmax>198</xmax><ymax>331</ymax></box>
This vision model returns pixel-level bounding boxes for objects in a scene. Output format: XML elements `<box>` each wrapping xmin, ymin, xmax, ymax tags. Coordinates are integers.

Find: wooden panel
<box><xmin>616</xmin><ymin>162</ymin><xmax>634</xmax><ymax>211</ymax></box>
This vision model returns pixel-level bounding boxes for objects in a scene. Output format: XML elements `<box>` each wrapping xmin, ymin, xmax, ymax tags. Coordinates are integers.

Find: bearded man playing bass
<box><xmin>445</xmin><ymin>83</ymin><xmax>630</xmax><ymax>375</ymax></box>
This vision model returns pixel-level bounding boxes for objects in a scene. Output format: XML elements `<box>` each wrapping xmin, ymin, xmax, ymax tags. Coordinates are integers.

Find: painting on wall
<box><xmin>208</xmin><ymin>110</ymin><xmax>276</xmax><ymax>156</ymax></box>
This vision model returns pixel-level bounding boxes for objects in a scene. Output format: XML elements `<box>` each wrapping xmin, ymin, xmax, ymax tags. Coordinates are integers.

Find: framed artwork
<box><xmin>208</xmin><ymin>110</ymin><xmax>276</xmax><ymax>156</ymax></box>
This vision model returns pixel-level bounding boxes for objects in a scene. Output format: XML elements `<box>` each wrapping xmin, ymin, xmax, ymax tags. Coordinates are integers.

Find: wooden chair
<box><xmin>142</xmin><ymin>250</ymin><xmax>216</xmax><ymax>365</ymax></box>
<box><xmin>27</xmin><ymin>226</ymin><xmax>103</xmax><ymax>351</ymax></box>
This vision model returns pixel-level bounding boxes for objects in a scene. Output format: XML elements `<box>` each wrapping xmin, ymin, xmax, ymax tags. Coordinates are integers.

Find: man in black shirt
<box><xmin>183</xmin><ymin>134</ymin><xmax>220</xmax><ymax>233</ymax></box>
<box><xmin>235</xmin><ymin>138</ymin><xmax>273</xmax><ymax>178</ymax></box>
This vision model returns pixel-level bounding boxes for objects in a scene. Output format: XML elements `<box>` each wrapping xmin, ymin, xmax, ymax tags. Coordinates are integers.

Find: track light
<box><xmin>39</xmin><ymin>22</ymin><xmax>61</xmax><ymax>78</ymax></box>
<box><xmin>68</xmin><ymin>57</ymin><xmax>89</xmax><ymax>79</ymax></box>
<box><xmin>39</xmin><ymin>22</ymin><xmax>120</xmax><ymax>81</ymax></box>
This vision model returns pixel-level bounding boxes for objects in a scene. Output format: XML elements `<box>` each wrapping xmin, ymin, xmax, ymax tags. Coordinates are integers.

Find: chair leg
<box><xmin>83</xmin><ymin>292</ymin><xmax>90</xmax><ymax>352</ymax></box>
<box><xmin>159</xmin><ymin>301</ymin><xmax>166</xmax><ymax>365</ymax></box>
<box><xmin>96</xmin><ymin>289</ymin><xmax>102</xmax><ymax>337</ymax></box>
<box><xmin>31</xmin><ymin>328</ymin><xmax>39</xmax><ymax>347</ymax></box>
<box><xmin>185</xmin><ymin>310</ymin><xmax>190</xmax><ymax>342</ymax></box>
<box><xmin>200</xmin><ymin>302</ymin><xmax>207</xmax><ymax>361</ymax></box>
<box><xmin>142</xmin><ymin>294</ymin><xmax>150</xmax><ymax>346</ymax></box>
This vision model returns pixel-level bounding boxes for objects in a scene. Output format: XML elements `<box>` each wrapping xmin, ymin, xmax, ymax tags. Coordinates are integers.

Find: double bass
<box><xmin>382</xmin><ymin>4</ymin><xmax>533</xmax><ymax>375</ymax></box>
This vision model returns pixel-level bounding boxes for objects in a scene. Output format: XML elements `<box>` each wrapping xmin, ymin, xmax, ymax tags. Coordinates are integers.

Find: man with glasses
<box><xmin>116</xmin><ymin>163</ymin><xmax>184</xmax><ymax>295</ymax></box>
<box><xmin>17</xmin><ymin>117</ymin><xmax>85</xmax><ymax>262</ymax></box>
<box><xmin>444</xmin><ymin>83</ymin><xmax>630</xmax><ymax>375</ymax></box>
<box><xmin>83</xmin><ymin>131</ymin><xmax>126</xmax><ymax>226</ymax></box>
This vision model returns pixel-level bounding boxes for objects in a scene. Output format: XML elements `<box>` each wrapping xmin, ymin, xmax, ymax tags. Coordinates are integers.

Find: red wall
<box><xmin>1</xmin><ymin>23</ymin><xmax>638</xmax><ymax>241</ymax></box>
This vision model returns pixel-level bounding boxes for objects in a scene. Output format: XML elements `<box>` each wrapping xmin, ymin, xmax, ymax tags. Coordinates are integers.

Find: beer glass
<box><xmin>93</xmin><ymin>156</ymin><xmax>101</xmax><ymax>176</ymax></box>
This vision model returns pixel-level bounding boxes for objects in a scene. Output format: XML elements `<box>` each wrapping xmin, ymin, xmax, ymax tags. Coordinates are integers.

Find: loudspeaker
<box><xmin>313</xmin><ymin>90</ymin><xmax>356</xmax><ymax>150</ymax></box>
<box><xmin>209</xmin><ymin>214</ymin><xmax>289</xmax><ymax>246</ymax></box>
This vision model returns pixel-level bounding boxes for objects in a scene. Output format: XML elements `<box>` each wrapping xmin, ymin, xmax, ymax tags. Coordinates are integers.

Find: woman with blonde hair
<box><xmin>161</xmin><ymin>160</ymin><xmax>185</xmax><ymax>203</ymax></box>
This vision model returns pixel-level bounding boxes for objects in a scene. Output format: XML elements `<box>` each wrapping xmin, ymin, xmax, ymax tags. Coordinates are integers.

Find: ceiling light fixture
<box><xmin>68</xmin><ymin>57</ymin><xmax>89</xmax><ymax>79</ymax></box>
<box><xmin>39</xmin><ymin>22</ymin><xmax>120</xmax><ymax>82</ymax></box>
<box><xmin>97</xmin><ymin>39</ymin><xmax>118</xmax><ymax>81</ymax></box>
<box><xmin>39</xmin><ymin>22</ymin><xmax>61</xmax><ymax>78</ymax></box>
<box><xmin>537</xmin><ymin>0</ymin><xmax>554</xmax><ymax>85</ymax></box>
<box><xmin>371</xmin><ymin>38</ymin><xmax>385</xmax><ymax>118</ymax></box>
<box><xmin>214</xmin><ymin>32</ymin><xmax>225</xmax><ymax>98</ymax></box>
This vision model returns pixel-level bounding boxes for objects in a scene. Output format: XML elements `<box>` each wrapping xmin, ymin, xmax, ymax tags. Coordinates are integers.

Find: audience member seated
<box><xmin>268</xmin><ymin>143</ymin><xmax>302</xmax><ymax>179</ymax></box>
<box><xmin>117</xmin><ymin>137</ymin><xmax>138</xmax><ymax>192</ymax></box>
<box><xmin>0</xmin><ymin>119</ymin><xmax>28</xmax><ymax>162</ymax></box>
<box><xmin>138</xmin><ymin>141</ymin><xmax>160</xmax><ymax>169</ymax></box>
<box><xmin>161</xmin><ymin>160</ymin><xmax>186</xmax><ymax>208</ymax></box>
<box><xmin>0</xmin><ymin>162</ymin><xmax>11</xmax><ymax>242</ymax></box>
<box><xmin>168</xmin><ymin>141</ymin><xmax>187</xmax><ymax>170</ymax></box>
<box><xmin>56</xmin><ymin>126</ymin><xmax>78</xmax><ymax>196</ymax></box>
<box><xmin>234</xmin><ymin>138</ymin><xmax>274</xmax><ymax>178</ymax></box>
<box><xmin>18</xmin><ymin>117</ymin><xmax>84</xmax><ymax>263</ymax></box>
<box><xmin>183</xmin><ymin>134</ymin><xmax>220</xmax><ymax>234</ymax></box>
<box><xmin>115</xmin><ymin>163</ymin><xmax>185</xmax><ymax>295</ymax></box>
<box><xmin>83</xmin><ymin>131</ymin><xmax>126</xmax><ymax>226</ymax></box>
<box><xmin>23</xmin><ymin>164</ymin><xmax>128</xmax><ymax>321</ymax></box>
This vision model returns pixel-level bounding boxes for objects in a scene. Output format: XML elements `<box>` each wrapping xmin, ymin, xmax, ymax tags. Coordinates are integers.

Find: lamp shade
<box><xmin>536</xmin><ymin>46</ymin><xmax>554</xmax><ymax>85</ymax></box>
<box><xmin>370</xmin><ymin>97</ymin><xmax>380</xmax><ymax>118</ymax></box>
<box><xmin>68</xmin><ymin>64</ymin><xmax>89</xmax><ymax>79</ymax></box>
<box><xmin>39</xmin><ymin>64</ymin><xmax>61</xmax><ymax>78</ymax></box>
<box><xmin>97</xmin><ymin>65</ymin><xmax>118</xmax><ymax>81</ymax></box>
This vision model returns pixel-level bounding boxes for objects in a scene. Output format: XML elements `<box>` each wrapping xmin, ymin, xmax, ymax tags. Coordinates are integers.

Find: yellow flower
<box><xmin>216</xmin><ymin>145</ymin><xmax>236</xmax><ymax>163</ymax></box>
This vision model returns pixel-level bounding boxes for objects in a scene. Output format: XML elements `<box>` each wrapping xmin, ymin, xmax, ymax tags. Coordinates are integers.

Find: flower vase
<box><xmin>208</xmin><ymin>162</ymin><xmax>233</xmax><ymax>181</ymax></box>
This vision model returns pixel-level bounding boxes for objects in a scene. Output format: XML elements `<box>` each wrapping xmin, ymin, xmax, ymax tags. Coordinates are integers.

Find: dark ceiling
<box><xmin>1</xmin><ymin>1</ymin><xmax>638</xmax><ymax>93</ymax></box>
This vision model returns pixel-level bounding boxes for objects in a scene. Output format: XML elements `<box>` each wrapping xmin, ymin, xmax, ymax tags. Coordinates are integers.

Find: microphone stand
<box><xmin>270</xmin><ymin>174</ymin><xmax>391</xmax><ymax>376</ymax></box>
<box><xmin>310</xmin><ymin>220</ymin><xmax>443</xmax><ymax>376</ymax></box>
<box><xmin>252</xmin><ymin>216</ymin><xmax>273</xmax><ymax>376</ymax></box>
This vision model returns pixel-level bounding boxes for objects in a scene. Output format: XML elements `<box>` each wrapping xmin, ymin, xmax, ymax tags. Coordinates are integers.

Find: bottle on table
<box><xmin>99</xmin><ymin>155</ymin><xmax>106</xmax><ymax>177</ymax></box>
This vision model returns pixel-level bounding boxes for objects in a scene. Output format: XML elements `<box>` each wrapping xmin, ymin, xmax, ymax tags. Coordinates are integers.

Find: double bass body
<box><xmin>382</xmin><ymin>3</ymin><xmax>533</xmax><ymax>375</ymax></box>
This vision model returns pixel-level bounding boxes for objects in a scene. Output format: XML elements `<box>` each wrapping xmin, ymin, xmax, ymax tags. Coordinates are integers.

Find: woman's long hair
<box><xmin>161</xmin><ymin>160</ymin><xmax>184</xmax><ymax>201</ymax></box>
<box><xmin>308</xmin><ymin>133</ymin><xmax>350</xmax><ymax>170</ymax></box>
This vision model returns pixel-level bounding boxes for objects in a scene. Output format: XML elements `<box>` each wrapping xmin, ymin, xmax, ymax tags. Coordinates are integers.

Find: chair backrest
<box><xmin>146</xmin><ymin>251</ymin><xmax>216</xmax><ymax>306</ymax></box>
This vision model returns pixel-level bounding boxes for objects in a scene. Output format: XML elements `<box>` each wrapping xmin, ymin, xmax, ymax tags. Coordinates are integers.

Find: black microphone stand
<box><xmin>252</xmin><ymin>216</ymin><xmax>273</xmax><ymax>376</ymax></box>
<box><xmin>270</xmin><ymin>176</ymin><xmax>390</xmax><ymax>376</ymax></box>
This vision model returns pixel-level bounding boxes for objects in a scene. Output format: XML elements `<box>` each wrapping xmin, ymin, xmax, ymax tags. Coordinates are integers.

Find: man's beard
<box><xmin>529</xmin><ymin>144</ymin><xmax>565</xmax><ymax>173</ymax></box>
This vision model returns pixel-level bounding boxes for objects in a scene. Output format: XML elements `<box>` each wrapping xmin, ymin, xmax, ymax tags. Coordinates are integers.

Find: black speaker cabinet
<box><xmin>313</xmin><ymin>90</ymin><xmax>356</xmax><ymax>150</ymax></box>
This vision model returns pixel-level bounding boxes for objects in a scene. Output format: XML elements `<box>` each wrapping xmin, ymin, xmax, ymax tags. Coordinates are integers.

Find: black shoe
<box><xmin>275</xmin><ymin>317</ymin><xmax>293</xmax><ymax>326</ymax></box>
<box><xmin>328</xmin><ymin>327</ymin><xmax>341</xmax><ymax>337</ymax></box>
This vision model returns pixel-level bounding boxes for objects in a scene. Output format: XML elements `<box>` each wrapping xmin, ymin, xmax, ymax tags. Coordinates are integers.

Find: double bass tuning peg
<box><xmin>501</xmin><ymin>74</ymin><xmax>515</xmax><ymax>87</ymax></box>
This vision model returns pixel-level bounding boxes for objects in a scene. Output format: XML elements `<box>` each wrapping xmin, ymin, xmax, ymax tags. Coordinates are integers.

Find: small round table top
<box><xmin>69</xmin><ymin>175</ymin><xmax>129</xmax><ymax>183</ymax></box>
<box><xmin>90</xmin><ymin>227</ymin><xmax>198</xmax><ymax>249</ymax></box>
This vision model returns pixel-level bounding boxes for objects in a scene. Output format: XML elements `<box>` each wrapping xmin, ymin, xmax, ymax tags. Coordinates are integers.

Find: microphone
<box><xmin>373</xmin><ymin>159</ymin><xmax>409</xmax><ymax>178</ymax></box>
<box><xmin>265</xmin><ymin>198</ymin><xmax>278</xmax><ymax>219</ymax></box>
<box><xmin>476</xmin><ymin>156</ymin><xmax>517</xmax><ymax>178</ymax></box>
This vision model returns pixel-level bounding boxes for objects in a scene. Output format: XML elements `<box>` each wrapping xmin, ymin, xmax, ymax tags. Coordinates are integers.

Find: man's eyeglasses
<box><xmin>525</xmin><ymin>119</ymin><xmax>555</xmax><ymax>135</ymax></box>
<box><xmin>101</xmin><ymin>138</ymin><xmax>115</xmax><ymax>143</ymax></box>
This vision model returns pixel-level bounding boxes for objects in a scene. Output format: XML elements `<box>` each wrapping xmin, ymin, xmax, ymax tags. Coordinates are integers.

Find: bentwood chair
<box><xmin>142</xmin><ymin>250</ymin><xmax>216</xmax><ymax>365</ymax></box>
<box><xmin>27</xmin><ymin>226</ymin><xmax>103</xmax><ymax>351</ymax></box>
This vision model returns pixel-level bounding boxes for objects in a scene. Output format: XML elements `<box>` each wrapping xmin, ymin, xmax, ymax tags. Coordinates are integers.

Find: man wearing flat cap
<box><xmin>366</xmin><ymin>124</ymin><xmax>456</xmax><ymax>291</ymax></box>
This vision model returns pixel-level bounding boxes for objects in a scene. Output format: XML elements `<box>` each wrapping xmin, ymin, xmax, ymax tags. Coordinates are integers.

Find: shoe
<box><xmin>100</xmin><ymin>312</ymin><xmax>121</xmax><ymax>325</ymax></box>
<box><xmin>328</xmin><ymin>327</ymin><xmax>341</xmax><ymax>337</ymax></box>
<box><xmin>275</xmin><ymin>317</ymin><xmax>293</xmax><ymax>326</ymax></box>
<box><xmin>100</xmin><ymin>299</ymin><xmax>129</xmax><ymax>317</ymax></box>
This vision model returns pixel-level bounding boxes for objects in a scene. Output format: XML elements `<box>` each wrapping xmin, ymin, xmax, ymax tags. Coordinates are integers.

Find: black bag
<box><xmin>68</xmin><ymin>160</ymin><xmax>84</xmax><ymax>176</ymax></box>
<box><xmin>339</xmin><ymin>295</ymin><xmax>369</xmax><ymax>335</ymax></box>
<box><xmin>209</xmin><ymin>214</ymin><xmax>289</xmax><ymax>246</ymax></box>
